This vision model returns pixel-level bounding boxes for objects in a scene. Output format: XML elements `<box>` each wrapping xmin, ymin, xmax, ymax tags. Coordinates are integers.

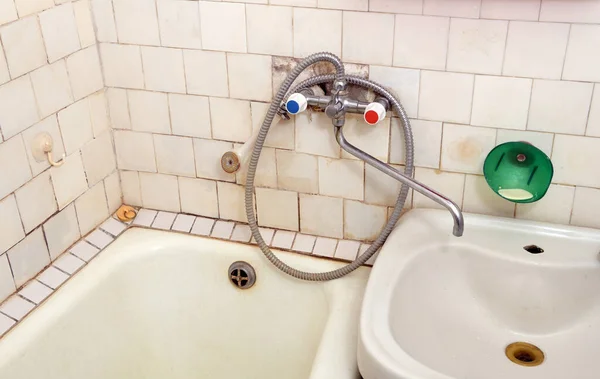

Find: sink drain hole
<box><xmin>523</xmin><ymin>245</ymin><xmax>544</xmax><ymax>254</ymax></box>
<box><xmin>506</xmin><ymin>342</ymin><xmax>544</xmax><ymax>367</ymax></box>
<box><xmin>228</xmin><ymin>261</ymin><xmax>256</xmax><ymax>289</ymax></box>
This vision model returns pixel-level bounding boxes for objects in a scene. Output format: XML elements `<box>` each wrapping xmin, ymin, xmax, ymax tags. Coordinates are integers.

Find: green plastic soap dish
<box><xmin>483</xmin><ymin>142</ymin><xmax>553</xmax><ymax>204</ymax></box>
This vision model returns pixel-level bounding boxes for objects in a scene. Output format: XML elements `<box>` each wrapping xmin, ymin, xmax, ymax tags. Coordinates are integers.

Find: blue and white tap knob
<box><xmin>286</xmin><ymin>93</ymin><xmax>308</xmax><ymax>115</ymax></box>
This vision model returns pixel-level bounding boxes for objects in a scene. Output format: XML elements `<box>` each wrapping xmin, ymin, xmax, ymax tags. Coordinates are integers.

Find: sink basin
<box><xmin>358</xmin><ymin>209</ymin><xmax>600</xmax><ymax>379</ymax></box>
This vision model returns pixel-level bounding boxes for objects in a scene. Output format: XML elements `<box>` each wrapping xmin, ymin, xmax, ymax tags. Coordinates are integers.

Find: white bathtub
<box><xmin>0</xmin><ymin>228</ymin><xmax>370</xmax><ymax>379</ymax></box>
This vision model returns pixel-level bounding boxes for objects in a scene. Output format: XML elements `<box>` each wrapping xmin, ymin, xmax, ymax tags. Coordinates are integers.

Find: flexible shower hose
<box><xmin>245</xmin><ymin>52</ymin><xmax>415</xmax><ymax>281</ymax></box>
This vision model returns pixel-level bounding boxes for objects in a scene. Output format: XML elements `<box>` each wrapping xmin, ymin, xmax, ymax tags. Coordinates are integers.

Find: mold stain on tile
<box><xmin>450</xmin><ymin>137</ymin><xmax>483</xmax><ymax>164</ymax></box>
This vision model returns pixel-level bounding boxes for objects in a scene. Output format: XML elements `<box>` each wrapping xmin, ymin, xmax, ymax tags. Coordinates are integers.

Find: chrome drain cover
<box><xmin>228</xmin><ymin>261</ymin><xmax>256</xmax><ymax>289</ymax></box>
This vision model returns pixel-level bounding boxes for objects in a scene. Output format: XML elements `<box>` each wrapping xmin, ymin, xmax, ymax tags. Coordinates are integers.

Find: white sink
<box><xmin>358</xmin><ymin>209</ymin><xmax>600</xmax><ymax>379</ymax></box>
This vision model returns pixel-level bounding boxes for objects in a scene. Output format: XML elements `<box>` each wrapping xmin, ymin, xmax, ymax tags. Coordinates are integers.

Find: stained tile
<box><xmin>152</xmin><ymin>211</ymin><xmax>178</xmax><ymax>230</ymax></box>
<box><xmin>190</xmin><ymin>217</ymin><xmax>215</xmax><ymax>236</ymax></box>
<box><xmin>211</xmin><ymin>220</ymin><xmax>235</xmax><ymax>239</ymax></box>
<box><xmin>37</xmin><ymin>266</ymin><xmax>69</xmax><ymax>289</ymax></box>
<box><xmin>18</xmin><ymin>281</ymin><xmax>52</xmax><ymax>305</ymax></box>
<box><xmin>84</xmin><ymin>230</ymin><xmax>113</xmax><ymax>249</ymax></box>
<box><xmin>70</xmin><ymin>240</ymin><xmax>101</xmax><ymax>262</ymax></box>
<box><xmin>271</xmin><ymin>230</ymin><xmax>296</xmax><ymax>249</ymax></box>
<box><xmin>53</xmin><ymin>253</ymin><xmax>85</xmax><ymax>275</ymax></box>
<box><xmin>171</xmin><ymin>214</ymin><xmax>195</xmax><ymax>233</ymax></box>
<box><xmin>0</xmin><ymin>296</ymin><xmax>35</xmax><ymax>321</ymax></box>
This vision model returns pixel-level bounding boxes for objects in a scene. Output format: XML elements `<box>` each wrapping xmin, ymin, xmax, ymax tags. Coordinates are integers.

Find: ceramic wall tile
<box><xmin>503</xmin><ymin>21</ymin><xmax>570</xmax><ymax>80</ymax></box>
<box><xmin>179</xmin><ymin>177</ymin><xmax>219</xmax><ymax>218</ymax></box>
<box><xmin>342</xmin><ymin>11</ymin><xmax>394</xmax><ymax>66</ymax></box>
<box><xmin>169</xmin><ymin>94</ymin><xmax>211</xmax><ymax>139</ymax></box>
<box><xmin>441</xmin><ymin>123</ymin><xmax>497</xmax><ymax>174</ymax></box>
<box><xmin>528</xmin><ymin>80</ymin><xmax>593</xmax><ymax>135</ymax></box>
<box><xmin>471</xmin><ymin>76</ymin><xmax>532</xmax><ymax>130</ymax></box>
<box><xmin>0</xmin><ymin>76</ymin><xmax>40</xmax><ymax>139</ymax></box>
<box><xmin>299</xmin><ymin>194</ymin><xmax>343</xmax><ymax>238</ymax></box>
<box><xmin>153</xmin><ymin>134</ymin><xmax>195</xmax><ymax>178</ymax></box>
<box><xmin>571</xmin><ymin>187</ymin><xmax>600</xmax><ymax>229</ymax></box>
<box><xmin>156</xmin><ymin>0</ymin><xmax>202</xmax><ymax>49</ymax></box>
<box><xmin>227</xmin><ymin>53</ymin><xmax>273</xmax><ymax>102</ymax></box>
<box><xmin>480</xmin><ymin>0</ymin><xmax>541</xmax><ymax>21</ymax></box>
<box><xmin>0</xmin><ymin>16</ymin><xmax>46</xmax><ymax>78</ymax></box>
<box><xmin>394</xmin><ymin>15</ymin><xmax>449</xmax><ymax>70</ymax></box>
<box><xmin>14</xmin><ymin>171</ymin><xmax>57</xmax><ymax>233</ymax></box>
<box><xmin>293</xmin><ymin>8</ymin><xmax>341</xmax><ymax>58</ymax></box>
<box><xmin>113</xmin><ymin>0</ymin><xmax>160</xmax><ymax>45</ymax></box>
<box><xmin>7</xmin><ymin>229</ymin><xmax>50</xmax><ymax>287</ymax></box>
<box><xmin>0</xmin><ymin>195</ymin><xmax>25</xmax><ymax>255</ymax></box>
<box><xmin>423</xmin><ymin>0</ymin><xmax>481</xmax><ymax>18</ymax></box>
<box><xmin>74</xmin><ymin>182</ymin><xmax>109</xmax><ymax>235</ymax></box>
<box><xmin>447</xmin><ymin>19</ymin><xmax>508</xmax><ymax>75</ymax></box>
<box><xmin>0</xmin><ymin>135</ymin><xmax>33</xmax><ymax>200</ymax></box>
<box><xmin>141</xmin><ymin>47</ymin><xmax>186</xmax><ymax>94</ymax></box>
<box><xmin>344</xmin><ymin>200</ymin><xmax>387</xmax><ymax>241</ymax></box>
<box><xmin>39</xmin><ymin>3</ymin><xmax>80</xmax><ymax>62</ymax></box>
<box><xmin>552</xmin><ymin>134</ymin><xmax>600</xmax><ymax>188</ymax></box>
<box><xmin>183</xmin><ymin>50</ymin><xmax>229</xmax><ymax>98</ymax></box>
<box><xmin>419</xmin><ymin>71</ymin><xmax>474</xmax><ymax>124</ymax></box>
<box><xmin>256</xmin><ymin>187</ymin><xmax>299</xmax><ymax>231</ymax></box>
<box><xmin>199</xmin><ymin>2</ymin><xmax>246</xmax><ymax>53</ymax></box>
<box><xmin>246</xmin><ymin>5</ymin><xmax>293</xmax><ymax>57</ymax></box>
<box><xmin>139</xmin><ymin>172</ymin><xmax>181</xmax><ymax>213</ymax></box>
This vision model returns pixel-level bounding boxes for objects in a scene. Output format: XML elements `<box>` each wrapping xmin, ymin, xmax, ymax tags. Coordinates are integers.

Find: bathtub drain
<box><xmin>228</xmin><ymin>261</ymin><xmax>256</xmax><ymax>289</ymax></box>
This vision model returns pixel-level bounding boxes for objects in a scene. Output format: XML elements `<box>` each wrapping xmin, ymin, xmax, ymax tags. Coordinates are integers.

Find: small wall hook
<box><xmin>32</xmin><ymin>132</ymin><xmax>65</xmax><ymax>167</ymax></box>
<box><xmin>45</xmin><ymin>150</ymin><xmax>65</xmax><ymax>167</ymax></box>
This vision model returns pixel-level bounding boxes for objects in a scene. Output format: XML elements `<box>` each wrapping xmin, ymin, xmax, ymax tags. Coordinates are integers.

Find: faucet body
<box><xmin>282</xmin><ymin>79</ymin><xmax>465</xmax><ymax>237</ymax></box>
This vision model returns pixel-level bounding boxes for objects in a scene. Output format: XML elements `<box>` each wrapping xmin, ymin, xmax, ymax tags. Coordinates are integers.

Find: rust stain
<box><xmin>450</xmin><ymin>137</ymin><xmax>483</xmax><ymax>163</ymax></box>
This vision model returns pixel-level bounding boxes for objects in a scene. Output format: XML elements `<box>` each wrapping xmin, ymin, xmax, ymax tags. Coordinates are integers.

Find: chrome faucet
<box><xmin>282</xmin><ymin>79</ymin><xmax>465</xmax><ymax>237</ymax></box>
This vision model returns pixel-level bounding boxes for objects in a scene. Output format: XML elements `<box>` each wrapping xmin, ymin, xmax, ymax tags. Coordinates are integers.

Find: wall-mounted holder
<box><xmin>32</xmin><ymin>132</ymin><xmax>65</xmax><ymax>167</ymax></box>
<box><xmin>483</xmin><ymin>142</ymin><xmax>553</xmax><ymax>203</ymax></box>
<box><xmin>220</xmin><ymin>117</ymin><xmax>283</xmax><ymax>174</ymax></box>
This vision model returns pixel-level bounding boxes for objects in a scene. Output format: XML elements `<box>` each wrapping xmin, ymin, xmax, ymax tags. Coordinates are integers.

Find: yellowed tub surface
<box><xmin>0</xmin><ymin>228</ymin><xmax>370</xmax><ymax>379</ymax></box>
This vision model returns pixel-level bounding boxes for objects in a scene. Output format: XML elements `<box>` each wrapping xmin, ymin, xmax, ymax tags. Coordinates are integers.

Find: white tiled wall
<box><xmin>96</xmin><ymin>0</ymin><xmax>600</xmax><ymax>241</ymax></box>
<box><xmin>4</xmin><ymin>0</ymin><xmax>600</xmax><ymax>304</ymax></box>
<box><xmin>0</xmin><ymin>0</ymin><xmax>119</xmax><ymax>305</ymax></box>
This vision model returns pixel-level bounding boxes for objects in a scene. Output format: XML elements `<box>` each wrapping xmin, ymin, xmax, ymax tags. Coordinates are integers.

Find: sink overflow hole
<box><xmin>228</xmin><ymin>261</ymin><xmax>256</xmax><ymax>289</ymax></box>
<box><xmin>523</xmin><ymin>245</ymin><xmax>544</xmax><ymax>254</ymax></box>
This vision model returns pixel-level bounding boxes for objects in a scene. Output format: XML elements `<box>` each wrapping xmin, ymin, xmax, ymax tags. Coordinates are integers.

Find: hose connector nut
<box><xmin>332</xmin><ymin>79</ymin><xmax>347</xmax><ymax>92</ymax></box>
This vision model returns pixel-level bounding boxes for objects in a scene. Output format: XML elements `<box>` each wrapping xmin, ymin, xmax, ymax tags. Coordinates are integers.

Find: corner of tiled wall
<box><xmin>0</xmin><ymin>0</ymin><xmax>122</xmax><ymax>305</ymax></box>
<box><xmin>100</xmin><ymin>0</ymin><xmax>600</xmax><ymax>239</ymax></box>
<box><xmin>3</xmin><ymin>0</ymin><xmax>600</xmax><ymax>305</ymax></box>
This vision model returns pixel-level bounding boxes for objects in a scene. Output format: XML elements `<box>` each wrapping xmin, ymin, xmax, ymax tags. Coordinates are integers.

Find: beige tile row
<box><xmin>0</xmin><ymin>216</ymin><xmax>128</xmax><ymax>337</ymax></box>
<box><xmin>0</xmin><ymin>89</ymin><xmax>114</xmax><ymax>203</ymax></box>
<box><xmin>0</xmin><ymin>1</ymin><xmax>95</xmax><ymax>81</ymax></box>
<box><xmin>223</xmin><ymin>0</ymin><xmax>600</xmax><ymax>25</ymax></box>
<box><xmin>132</xmin><ymin>208</ymin><xmax>374</xmax><ymax>264</ymax></box>
<box><xmin>0</xmin><ymin>0</ymin><xmax>127</xmax><ymax>315</ymax></box>
<box><xmin>0</xmin><ymin>45</ymin><xmax>103</xmax><ymax>142</ymax></box>
<box><xmin>109</xmin><ymin>86</ymin><xmax>600</xmax><ymax>189</ymax></box>
<box><xmin>120</xmin><ymin>167</ymin><xmax>600</xmax><ymax>240</ymax></box>
<box><xmin>99</xmin><ymin>44</ymin><xmax>600</xmax><ymax>137</ymax></box>
<box><xmin>94</xmin><ymin>1</ymin><xmax>600</xmax><ymax>82</ymax></box>
<box><xmin>0</xmin><ymin>171</ymin><xmax>122</xmax><ymax>307</ymax></box>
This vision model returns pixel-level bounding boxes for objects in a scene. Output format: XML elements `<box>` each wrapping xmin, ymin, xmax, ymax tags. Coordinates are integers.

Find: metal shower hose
<box><xmin>245</xmin><ymin>52</ymin><xmax>415</xmax><ymax>281</ymax></box>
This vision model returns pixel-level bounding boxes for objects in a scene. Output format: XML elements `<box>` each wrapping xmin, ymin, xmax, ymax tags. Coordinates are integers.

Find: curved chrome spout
<box><xmin>335</xmin><ymin>127</ymin><xmax>464</xmax><ymax>237</ymax></box>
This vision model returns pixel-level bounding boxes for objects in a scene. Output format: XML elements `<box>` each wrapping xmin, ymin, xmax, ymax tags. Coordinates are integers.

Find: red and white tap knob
<box><xmin>363</xmin><ymin>102</ymin><xmax>387</xmax><ymax>125</ymax></box>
